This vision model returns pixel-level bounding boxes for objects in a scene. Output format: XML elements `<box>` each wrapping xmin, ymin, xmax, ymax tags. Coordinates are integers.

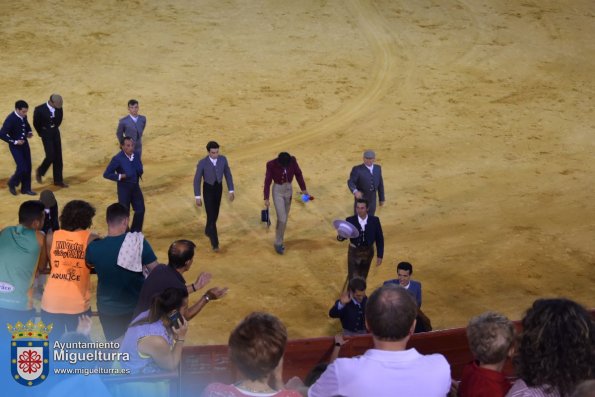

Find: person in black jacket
<box><xmin>34</xmin><ymin>94</ymin><xmax>67</xmax><ymax>187</ymax></box>
<box><xmin>329</xmin><ymin>278</ymin><xmax>368</xmax><ymax>336</ymax></box>
<box><xmin>0</xmin><ymin>100</ymin><xmax>36</xmax><ymax>195</ymax></box>
<box><xmin>338</xmin><ymin>199</ymin><xmax>384</xmax><ymax>281</ymax></box>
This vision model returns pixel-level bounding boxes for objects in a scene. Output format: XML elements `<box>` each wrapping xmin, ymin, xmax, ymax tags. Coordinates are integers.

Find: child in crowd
<box><xmin>458</xmin><ymin>311</ymin><xmax>515</xmax><ymax>397</ymax></box>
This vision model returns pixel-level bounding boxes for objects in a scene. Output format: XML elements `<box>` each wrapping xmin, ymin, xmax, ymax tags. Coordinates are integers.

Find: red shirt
<box><xmin>458</xmin><ymin>361</ymin><xmax>512</xmax><ymax>397</ymax></box>
<box><xmin>263</xmin><ymin>156</ymin><xmax>307</xmax><ymax>200</ymax></box>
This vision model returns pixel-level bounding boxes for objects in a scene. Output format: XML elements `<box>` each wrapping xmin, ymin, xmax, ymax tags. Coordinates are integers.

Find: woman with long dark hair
<box><xmin>506</xmin><ymin>298</ymin><xmax>594</xmax><ymax>397</ymax></box>
<box><xmin>119</xmin><ymin>287</ymin><xmax>188</xmax><ymax>374</ymax></box>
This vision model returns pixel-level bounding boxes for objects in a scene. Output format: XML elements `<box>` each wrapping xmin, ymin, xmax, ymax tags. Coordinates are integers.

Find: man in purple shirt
<box><xmin>263</xmin><ymin>152</ymin><xmax>308</xmax><ymax>254</ymax></box>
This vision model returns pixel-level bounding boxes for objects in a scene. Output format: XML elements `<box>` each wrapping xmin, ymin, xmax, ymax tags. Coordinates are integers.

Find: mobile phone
<box><xmin>169</xmin><ymin>311</ymin><xmax>181</xmax><ymax>329</ymax></box>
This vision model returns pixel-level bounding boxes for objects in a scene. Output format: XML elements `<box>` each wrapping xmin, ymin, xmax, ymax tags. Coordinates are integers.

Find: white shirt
<box><xmin>308</xmin><ymin>348</ymin><xmax>451</xmax><ymax>397</ymax></box>
<box><xmin>365</xmin><ymin>164</ymin><xmax>374</xmax><ymax>174</ymax></box>
<box><xmin>129</xmin><ymin>115</ymin><xmax>138</xmax><ymax>123</ymax></box>
<box><xmin>13</xmin><ymin>111</ymin><xmax>23</xmax><ymax>121</ymax></box>
<box><xmin>357</xmin><ymin>215</ymin><xmax>367</xmax><ymax>231</ymax></box>
<box><xmin>46</xmin><ymin>102</ymin><xmax>55</xmax><ymax>117</ymax></box>
<box><xmin>209</xmin><ymin>157</ymin><xmax>217</xmax><ymax>166</ymax></box>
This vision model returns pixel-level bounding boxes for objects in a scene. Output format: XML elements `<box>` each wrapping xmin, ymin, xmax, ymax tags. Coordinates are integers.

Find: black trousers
<box><xmin>347</xmin><ymin>244</ymin><xmax>375</xmax><ymax>281</ymax></box>
<box><xmin>203</xmin><ymin>181</ymin><xmax>222</xmax><ymax>248</ymax></box>
<box><xmin>8</xmin><ymin>142</ymin><xmax>32</xmax><ymax>192</ymax></box>
<box><xmin>117</xmin><ymin>181</ymin><xmax>145</xmax><ymax>232</ymax></box>
<box><xmin>38</xmin><ymin>131</ymin><xmax>64</xmax><ymax>183</ymax></box>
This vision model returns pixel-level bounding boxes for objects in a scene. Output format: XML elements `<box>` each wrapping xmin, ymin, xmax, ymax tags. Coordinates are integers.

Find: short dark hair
<box><xmin>277</xmin><ymin>152</ymin><xmax>291</xmax><ymax>167</ymax></box>
<box><xmin>168</xmin><ymin>240</ymin><xmax>196</xmax><ymax>269</ymax></box>
<box><xmin>514</xmin><ymin>298</ymin><xmax>594</xmax><ymax>396</ymax></box>
<box><xmin>365</xmin><ymin>284</ymin><xmax>417</xmax><ymax>341</ymax></box>
<box><xmin>397</xmin><ymin>261</ymin><xmax>413</xmax><ymax>274</ymax></box>
<box><xmin>466</xmin><ymin>312</ymin><xmax>514</xmax><ymax>365</ymax></box>
<box><xmin>60</xmin><ymin>200</ymin><xmax>96</xmax><ymax>231</ymax></box>
<box><xmin>128</xmin><ymin>99</ymin><xmax>138</xmax><ymax>107</ymax></box>
<box><xmin>120</xmin><ymin>136</ymin><xmax>134</xmax><ymax>146</ymax></box>
<box><xmin>106</xmin><ymin>203</ymin><xmax>129</xmax><ymax>226</ymax></box>
<box><xmin>206</xmin><ymin>141</ymin><xmax>219</xmax><ymax>151</ymax></box>
<box><xmin>15</xmin><ymin>100</ymin><xmax>28</xmax><ymax>110</ymax></box>
<box><xmin>18</xmin><ymin>200</ymin><xmax>45</xmax><ymax>226</ymax></box>
<box><xmin>229</xmin><ymin>312</ymin><xmax>287</xmax><ymax>381</ymax></box>
<box><xmin>355</xmin><ymin>198</ymin><xmax>369</xmax><ymax>209</ymax></box>
<box><xmin>349</xmin><ymin>277</ymin><xmax>366</xmax><ymax>292</ymax></box>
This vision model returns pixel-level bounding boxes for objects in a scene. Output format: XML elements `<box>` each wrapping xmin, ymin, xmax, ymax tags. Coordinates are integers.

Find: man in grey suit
<box><xmin>116</xmin><ymin>99</ymin><xmax>146</xmax><ymax>160</ymax></box>
<box><xmin>193</xmin><ymin>141</ymin><xmax>235</xmax><ymax>251</ymax></box>
<box><xmin>348</xmin><ymin>150</ymin><xmax>385</xmax><ymax>216</ymax></box>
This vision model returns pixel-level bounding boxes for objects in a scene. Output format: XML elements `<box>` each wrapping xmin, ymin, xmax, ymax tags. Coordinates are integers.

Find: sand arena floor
<box><xmin>0</xmin><ymin>0</ymin><xmax>593</xmax><ymax>344</ymax></box>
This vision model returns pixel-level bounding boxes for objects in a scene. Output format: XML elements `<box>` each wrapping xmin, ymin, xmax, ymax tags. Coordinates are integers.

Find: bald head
<box><xmin>366</xmin><ymin>284</ymin><xmax>417</xmax><ymax>341</ymax></box>
<box><xmin>49</xmin><ymin>94</ymin><xmax>63</xmax><ymax>109</ymax></box>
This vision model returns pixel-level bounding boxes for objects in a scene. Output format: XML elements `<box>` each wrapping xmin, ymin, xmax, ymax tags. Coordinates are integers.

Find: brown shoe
<box><xmin>54</xmin><ymin>182</ymin><xmax>69</xmax><ymax>188</ymax></box>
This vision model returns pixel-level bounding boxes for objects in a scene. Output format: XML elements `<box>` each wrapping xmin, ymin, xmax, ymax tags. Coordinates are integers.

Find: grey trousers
<box><xmin>272</xmin><ymin>182</ymin><xmax>293</xmax><ymax>245</ymax></box>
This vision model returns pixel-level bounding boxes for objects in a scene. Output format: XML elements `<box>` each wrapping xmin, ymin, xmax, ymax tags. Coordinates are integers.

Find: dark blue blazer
<box><xmin>103</xmin><ymin>151</ymin><xmax>143</xmax><ymax>184</ymax></box>
<box><xmin>329</xmin><ymin>297</ymin><xmax>367</xmax><ymax>333</ymax></box>
<box><xmin>346</xmin><ymin>215</ymin><xmax>384</xmax><ymax>258</ymax></box>
<box><xmin>0</xmin><ymin>112</ymin><xmax>32</xmax><ymax>144</ymax></box>
<box><xmin>384</xmin><ymin>279</ymin><xmax>422</xmax><ymax>308</ymax></box>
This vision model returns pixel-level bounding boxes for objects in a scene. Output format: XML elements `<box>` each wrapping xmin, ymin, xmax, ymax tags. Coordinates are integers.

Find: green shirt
<box><xmin>85</xmin><ymin>233</ymin><xmax>157</xmax><ymax>315</ymax></box>
<box><xmin>0</xmin><ymin>225</ymin><xmax>40</xmax><ymax>310</ymax></box>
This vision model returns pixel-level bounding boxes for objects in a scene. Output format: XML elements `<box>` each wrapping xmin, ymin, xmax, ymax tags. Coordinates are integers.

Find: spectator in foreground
<box><xmin>41</xmin><ymin>200</ymin><xmax>99</xmax><ymax>339</ymax></box>
<box><xmin>506</xmin><ymin>298</ymin><xmax>594</xmax><ymax>397</ymax></box>
<box><xmin>120</xmin><ymin>287</ymin><xmax>188</xmax><ymax>374</ymax></box>
<box><xmin>85</xmin><ymin>203</ymin><xmax>158</xmax><ymax>341</ymax></box>
<box><xmin>0</xmin><ymin>200</ymin><xmax>46</xmax><ymax>325</ymax></box>
<box><xmin>458</xmin><ymin>312</ymin><xmax>515</xmax><ymax>397</ymax></box>
<box><xmin>133</xmin><ymin>239</ymin><xmax>227</xmax><ymax>320</ymax></box>
<box><xmin>329</xmin><ymin>277</ymin><xmax>368</xmax><ymax>336</ymax></box>
<box><xmin>309</xmin><ymin>284</ymin><xmax>451</xmax><ymax>397</ymax></box>
<box><xmin>202</xmin><ymin>312</ymin><xmax>302</xmax><ymax>397</ymax></box>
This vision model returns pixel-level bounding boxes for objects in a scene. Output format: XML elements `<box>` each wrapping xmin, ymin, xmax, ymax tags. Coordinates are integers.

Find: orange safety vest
<box><xmin>41</xmin><ymin>229</ymin><xmax>92</xmax><ymax>314</ymax></box>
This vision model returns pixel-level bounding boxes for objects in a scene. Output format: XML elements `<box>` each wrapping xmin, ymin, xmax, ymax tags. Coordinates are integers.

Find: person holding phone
<box><xmin>119</xmin><ymin>288</ymin><xmax>188</xmax><ymax>375</ymax></box>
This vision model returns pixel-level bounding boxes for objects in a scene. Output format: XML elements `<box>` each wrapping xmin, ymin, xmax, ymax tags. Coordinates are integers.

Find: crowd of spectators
<box><xmin>0</xmin><ymin>200</ymin><xmax>593</xmax><ymax>397</ymax></box>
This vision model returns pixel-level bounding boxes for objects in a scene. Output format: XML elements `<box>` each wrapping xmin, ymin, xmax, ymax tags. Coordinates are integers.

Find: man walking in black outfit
<box><xmin>193</xmin><ymin>141</ymin><xmax>235</xmax><ymax>251</ymax></box>
<box><xmin>34</xmin><ymin>94</ymin><xmax>68</xmax><ymax>187</ymax></box>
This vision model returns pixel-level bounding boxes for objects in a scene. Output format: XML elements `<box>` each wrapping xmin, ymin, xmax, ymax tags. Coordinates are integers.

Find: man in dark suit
<box><xmin>329</xmin><ymin>277</ymin><xmax>368</xmax><ymax>336</ymax></box>
<box><xmin>116</xmin><ymin>99</ymin><xmax>146</xmax><ymax>161</ymax></box>
<box><xmin>34</xmin><ymin>94</ymin><xmax>67</xmax><ymax>187</ymax></box>
<box><xmin>0</xmin><ymin>100</ymin><xmax>36</xmax><ymax>195</ymax></box>
<box><xmin>193</xmin><ymin>141</ymin><xmax>235</xmax><ymax>251</ymax></box>
<box><xmin>103</xmin><ymin>137</ymin><xmax>145</xmax><ymax>232</ymax></box>
<box><xmin>338</xmin><ymin>199</ymin><xmax>384</xmax><ymax>281</ymax></box>
<box><xmin>347</xmin><ymin>150</ymin><xmax>385</xmax><ymax>216</ymax></box>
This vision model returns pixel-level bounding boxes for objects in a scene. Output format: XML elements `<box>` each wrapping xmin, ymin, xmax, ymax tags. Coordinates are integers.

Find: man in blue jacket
<box><xmin>103</xmin><ymin>137</ymin><xmax>144</xmax><ymax>232</ymax></box>
<box><xmin>0</xmin><ymin>100</ymin><xmax>36</xmax><ymax>195</ymax></box>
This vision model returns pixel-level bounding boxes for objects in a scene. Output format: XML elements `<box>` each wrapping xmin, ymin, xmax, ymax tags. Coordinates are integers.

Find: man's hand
<box><xmin>334</xmin><ymin>334</ymin><xmax>347</xmax><ymax>347</ymax></box>
<box><xmin>379</xmin><ymin>201</ymin><xmax>385</xmax><ymax>207</ymax></box>
<box><xmin>376</xmin><ymin>257</ymin><xmax>383</xmax><ymax>266</ymax></box>
<box><xmin>15</xmin><ymin>140</ymin><xmax>25</xmax><ymax>145</ymax></box>
<box><xmin>120</xmin><ymin>173</ymin><xmax>127</xmax><ymax>180</ymax></box>
<box><xmin>76</xmin><ymin>315</ymin><xmax>92</xmax><ymax>336</ymax></box>
<box><xmin>205</xmin><ymin>286</ymin><xmax>228</xmax><ymax>300</ymax></box>
<box><xmin>339</xmin><ymin>291</ymin><xmax>351</xmax><ymax>305</ymax></box>
<box><xmin>192</xmin><ymin>272</ymin><xmax>212</xmax><ymax>292</ymax></box>
<box><xmin>195</xmin><ymin>198</ymin><xmax>202</xmax><ymax>207</ymax></box>
<box><xmin>264</xmin><ymin>199</ymin><xmax>270</xmax><ymax>208</ymax></box>
<box><xmin>354</xmin><ymin>190</ymin><xmax>363</xmax><ymax>199</ymax></box>
<box><xmin>228</xmin><ymin>192</ymin><xmax>235</xmax><ymax>202</ymax></box>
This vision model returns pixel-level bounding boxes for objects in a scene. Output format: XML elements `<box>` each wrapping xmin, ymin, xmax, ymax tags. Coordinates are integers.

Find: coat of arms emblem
<box><xmin>7</xmin><ymin>320</ymin><xmax>53</xmax><ymax>386</ymax></box>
